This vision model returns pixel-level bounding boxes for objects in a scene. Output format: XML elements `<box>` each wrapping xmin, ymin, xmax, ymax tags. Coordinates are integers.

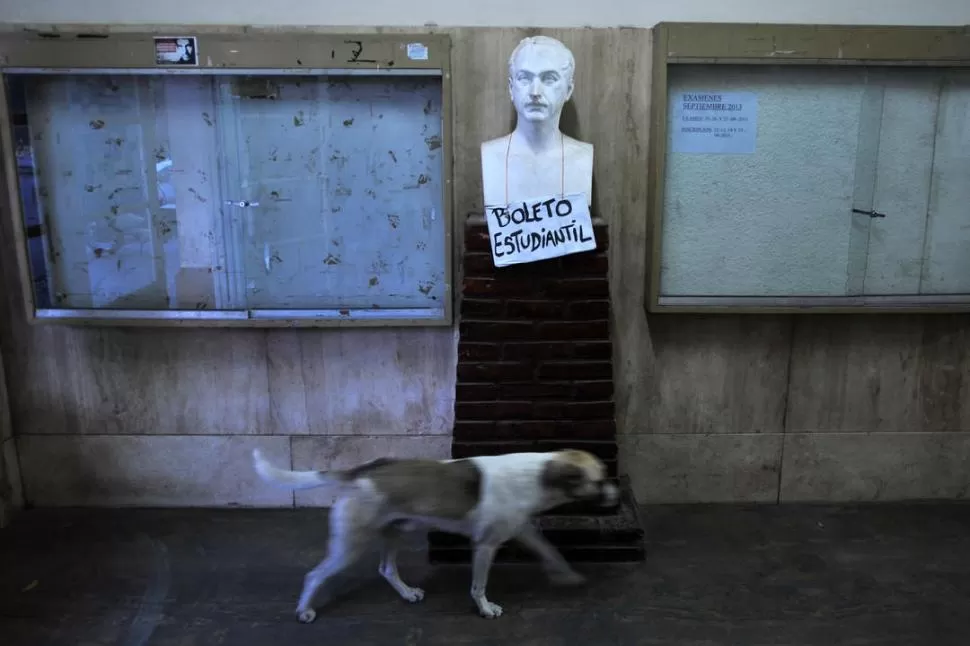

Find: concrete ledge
<box><xmin>16</xmin><ymin>435</ymin><xmax>293</xmax><ymax>507</ymax></box>
<box><xmin>781</xmin><ymin>432</ymin><xmax>970</xmax><ymax>502</ymax></box>
<box><xmin>621</xmin><ymin>431</ymin><xmax>970</xmax><ymax>504</ymax></box>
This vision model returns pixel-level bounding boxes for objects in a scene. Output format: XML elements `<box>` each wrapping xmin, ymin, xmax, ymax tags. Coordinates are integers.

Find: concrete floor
<box><xmin>2</xmin><ymin>503</ymin><xmax>969</xmax><ymax>645</ymax></box>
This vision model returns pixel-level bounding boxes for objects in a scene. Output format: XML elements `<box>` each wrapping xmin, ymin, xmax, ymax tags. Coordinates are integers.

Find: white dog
<box><xmin>252</xmin><ymin>449</ymin><xmax>618</xmax><ymax>622</ymax></box>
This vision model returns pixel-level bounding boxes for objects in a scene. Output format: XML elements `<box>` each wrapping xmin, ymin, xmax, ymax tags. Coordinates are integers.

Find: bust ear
<box><xmin>541</xmin><ymin>459</ymin><xmax>585</xmax><ymax>494</ymax></box>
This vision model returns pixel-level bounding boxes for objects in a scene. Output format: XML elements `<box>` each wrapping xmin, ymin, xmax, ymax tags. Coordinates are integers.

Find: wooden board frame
<box><xmin>646</xmin><ymin>22</ymin><xmax>970</xmax><ymax>314</ymax></box>
<box><xmin>0</xmin><ymin>27</ymin><xmax>455</xmax><ymax>328</ymax></box>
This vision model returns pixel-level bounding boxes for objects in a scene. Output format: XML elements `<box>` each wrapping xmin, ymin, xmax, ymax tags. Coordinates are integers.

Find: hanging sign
<box><xmin>485</xmin><ymin>192</ymin><xmax>597</xmax><ymax>267</ymax></box>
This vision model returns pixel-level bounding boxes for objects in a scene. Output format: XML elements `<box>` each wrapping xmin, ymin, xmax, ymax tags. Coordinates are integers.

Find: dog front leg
<box><xmin>516</xmin><ymin>523</ymin><xmax>586</xmax><ymax>586</ymax></box>
<box><xmin>470</xmin><ymin>543</ymin><xmax>503</xmax><ymax>618</ymax></box>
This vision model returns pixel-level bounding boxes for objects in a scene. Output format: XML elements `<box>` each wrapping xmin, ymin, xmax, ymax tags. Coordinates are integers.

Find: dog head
<box><xmin>541</xmin><ymin>449</ymin><xmax>619</xmax><ymax>507</ymax></box>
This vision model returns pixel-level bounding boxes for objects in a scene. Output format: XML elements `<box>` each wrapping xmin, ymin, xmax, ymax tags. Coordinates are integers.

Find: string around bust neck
<box><xmin>504</xmin><ymin>131</ymin><xmax>565</xmax><ymax>205</ymax></box>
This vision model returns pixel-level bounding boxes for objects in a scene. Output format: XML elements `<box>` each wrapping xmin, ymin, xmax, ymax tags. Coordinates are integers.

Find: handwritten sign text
<box><xmin>485</xmin><ymin>192</ymin><xmax>597</xmax><ymax>267</ymax></box>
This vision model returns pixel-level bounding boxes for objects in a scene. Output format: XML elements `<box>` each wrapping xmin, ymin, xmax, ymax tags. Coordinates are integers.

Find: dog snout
<box><xmin>600</xmin><ymin>481</ymin><xmax>619</xmax><ymax>507</ymax></box>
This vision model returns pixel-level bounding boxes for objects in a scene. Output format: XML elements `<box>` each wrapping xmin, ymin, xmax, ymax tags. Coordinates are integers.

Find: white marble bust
<box><xmin>481</xmin><ymin>36</ymin><xmax>594</xmax><ymax>208</ymax></box>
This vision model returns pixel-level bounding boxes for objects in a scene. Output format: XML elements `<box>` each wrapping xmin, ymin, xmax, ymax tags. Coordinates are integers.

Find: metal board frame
<box><xmin>646</xmin><ymin>22</ymin><xmax>970</xmax><ymax>314</ymax></box>
<box><xmin>0</xmin><ymin>28</ymin><xmax>455</xmax><ymax>328</ymax></box>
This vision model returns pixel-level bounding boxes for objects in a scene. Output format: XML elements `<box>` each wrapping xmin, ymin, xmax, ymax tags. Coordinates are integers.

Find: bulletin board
<box><xmin>646</xmin><ymin>23</ymin><xmax>970</xmax><ymax>313</ymax></box>
<box><xmin>0</xmin><ymin>29</ymin><xmax>454</xmax><ymax>327</ymax></box>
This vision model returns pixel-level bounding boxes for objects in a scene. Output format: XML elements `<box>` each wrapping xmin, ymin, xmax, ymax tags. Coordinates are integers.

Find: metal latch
<box><xmin>225</xmin><ymin>200</ymin><xmax>260</xmax><ymax>208</ymax></box>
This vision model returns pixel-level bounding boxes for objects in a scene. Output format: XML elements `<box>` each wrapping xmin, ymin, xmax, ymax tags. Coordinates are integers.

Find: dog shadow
<box><xmin>309</xmin><ymin>532</ymin><xmax>592</xmax><ymax>617</ymax></box>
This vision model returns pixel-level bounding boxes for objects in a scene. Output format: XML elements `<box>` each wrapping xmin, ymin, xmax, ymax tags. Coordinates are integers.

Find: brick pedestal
<box><xmin>428</xmin><ymin>215</ymin><xmax>645</xmax><ymax>564</ymax></box>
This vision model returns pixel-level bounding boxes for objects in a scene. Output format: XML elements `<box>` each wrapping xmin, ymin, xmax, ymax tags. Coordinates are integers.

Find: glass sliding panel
<box><xmin>658</xmin><ymin>64</ymin><xmax>970</xmax><ymax>305</ymax></box>
<box><xmin>920</xmin><ymin>71</ymin><xmax>970</xmax><ymax>295</ymax></box>
<box><xmin>5</xmin><ymin>68</ymin><xmax>448</xmax><ymax>323</ymax></box>
<box><xmin>221</xmin><ymin>74</ymin><xmax>446</xmax><ymax>312</ymax></box>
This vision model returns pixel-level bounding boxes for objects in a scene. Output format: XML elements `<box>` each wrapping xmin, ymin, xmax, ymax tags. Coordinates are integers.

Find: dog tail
<box><xmin>252</xmin><ymin>449</ymin><xmax>341</xmax><ymax>490</ymax></box>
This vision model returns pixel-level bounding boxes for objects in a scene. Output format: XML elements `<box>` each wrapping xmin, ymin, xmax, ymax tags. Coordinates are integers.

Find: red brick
<box><xmin>457</xmin><ymin>361</ymin><xmax>533</xmax><ymax>381</ymax></box>
<box><xmin>465</xmin><ymin>222</ymin><xmax>488</xmax><ymax>236</ymax></box>
<box><xmin>484</xmin><ymin>421</ymin><xmax>616</xmax><ymax>442</ymax></box>
<box><xmin>531</xmin><ymin>401</ymin><xmax>567</xmax><ymax>418</ymax></box>
<box><xmin>565</xmin><ymin>300</ymin><xmax>611</xmax><ymax>320</ymax></box>
<box><xmin>538</xmin><ymin>361</ymin><xmax>613</xmax><ymax>380</ymax></box>
<box><xmin>573</xmin><ymin>342</ymin><xmax>613</xmax><ymax>360</ymax></box>
<box><xmin>560</xmin><ymin>252</ymin><xmax>609</xmax><ymax>276</ymax></box>
<box><xmin>463</xmin><ymin>276</ymin><xmax>612</xmax><ymax>300</ymax></box>
<box><xmin>462</xmin><ymin>277</ymin><xmax>500</xmax><ymax>297</ymax></box>
<box><xmin>566</xmin><ymin>401</ymin><xmax>615</xmax><ymax>419</ymax></box>
<box><xmin>540</xmin><ymin>278</ymin><xmax>610</xmax><ymax>299</ymax></box>
<box><xmin>502</xmin><ymin>341</ymin><xmax>610</xmax><ymax>361</ymax></box>
<box><xmin>506</xmin><ymin>300</ymin><xmax>565</xmax><ymax>319</ymax></box>
<box><xmin>533</xmin><ymin>401</ymin><xmax>614</xmax><ymax>420</ymax></box>
<box><xmin>453</xmin><ymin>441</ymin><xmax>537</xmax><ymax>458</ymax></box>
<box><xmin>592</xmin><ymin>223</ymin><xmax>609</xmax><ymax>250</ymax></box>
<box><xmin>503</xmin><ymin>342</ymin><xmax>574</xmax><ymax>360</ymax></box>
<box><xmin>453</xmin><ymin>421</ymin><xmax>495</xmax><ymax>441</ymax></box>
<box><xmin>459</xmin><ymin>320</ymin><xmax>534</xmax><ymax>341</ymax></box>
<box><xmin>459</xmin><ymin>420</ymin><xmax>553</xmax><ymax>441</ymax></box>
<box><xmin>573</xmin><ymin>380</ymin><xmax>614</xmax><ymax>400</ymax></box>
<box><xmin>537</xmin><ymin>440</ymin><xmax>618</xmax><ymax>460</ymax></box>
<box><xmin>495</xmin><ymin>420</ymin><xmax>559</xmax><ymax>439</ymax></box>
<box><xmin>456</xmin><ymin>401</ymin><xmax>533</xmax><ymax>420</ymax></box>
<box><xmin>555</xmin><ymin>420</ymin><xmax>615</xmax><ymax>439</ymax></box>
<box><xmin>462</xmin><ymin>277</ymin><xmax>546</xmax><ymax>299</ymax></box>
<box><xmin>498</xmin><ymin>382</ymin><xmax>574</xmax><ymax>399</ymax></box>
<box><xmin>605</xmin><ymin>459</ymin><xmax>618</xmax><ymax>476</ymax></box>
<box><xmin>495</xmin><ymin>257</ymin><xmax>564</xmax><ymax>279</ymax></box>
<box><xmin>537</xmin><ymin>320</ymin><xmax>610</xmax><ymax>341</ymax></box>
<box><xmin>461</xmin><ymin>299</ymin><xmax>505</xmax><ymax>318</ymax></box>
<box><xmin>455</xmin><ymin>383</ymin><xmax>499</xmax><ymax>401</ymax></box>
<box><xmin>463</xmin><ymin>253</ymin><xmax>497</xmax><ymax>276</ymax></box>
<box><xmin>458</xmin><ymin>342</ymin><xmax>502</xmax><ymax>361</ymax></box>
<box><xmin>465</xmin><ymin>226</ymin><xmax>492</xmax><ymax>252</ymax></box>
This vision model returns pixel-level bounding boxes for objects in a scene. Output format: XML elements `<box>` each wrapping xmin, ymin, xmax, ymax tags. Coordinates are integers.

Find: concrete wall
<box><xmin>0</xmin><ymin>347</ymin><xmax>23</xmax><ymax>526</ymax></box>
<box><xmin>1</xmin><ymin>2</ymin><xmax>969</xmax><ymax>509</ymax></box>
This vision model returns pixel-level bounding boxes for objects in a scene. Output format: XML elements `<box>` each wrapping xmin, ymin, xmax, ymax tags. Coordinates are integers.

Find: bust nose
<box><xmin>528</xmin><ymin>77</ymin><xmax>542</xmax><ymax>97</ymax></box>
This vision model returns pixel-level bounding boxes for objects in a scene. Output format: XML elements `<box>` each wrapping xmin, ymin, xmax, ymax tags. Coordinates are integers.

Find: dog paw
<box><xmin>549</xmin><ymin>569</ymin><xmax>586</xmax><ymax>586</ymax></box>
<box><xmin>478</xmin><ymin>601</ymin><xmax>504</xmax><ymax>619</ymax></box>
<box><xmin>401</xmin><ymin>586</ymin><xmax>425</xmax><ymax>603</ymax></box>
<box><xmin>296</xmin><ymin>609</ymin><xmax>317</xmax><ymax>624</ymax></box>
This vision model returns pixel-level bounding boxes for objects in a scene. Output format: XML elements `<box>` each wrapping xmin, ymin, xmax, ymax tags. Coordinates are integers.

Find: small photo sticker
<box><xmin>406</xmin><ymin>42</ymin><xmax>429</xmax><ymax>61</ymax></box>
<box><xmin>154</xmin><ymin>36</ymin><xmax>199</xmax><ymax>66</ymax></box>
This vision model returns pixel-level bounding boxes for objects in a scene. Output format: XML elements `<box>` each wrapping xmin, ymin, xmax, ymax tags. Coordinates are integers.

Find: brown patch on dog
<box><xmin>542</xmin><ymin>450</ymin><xmax>606</xmax><ymax>498</ymax></box>
<box><xmin>541</xmin><ymin>459</ymin><xmax>586</xmax><ymax>495</ymax></box>
<box><xmin>557</xmin><ymin>450</ymin><xmax>606</xmax><ymax>479</ymax></box>
<box><xmin>341</xmin><ymin>457</ymin><xmax>395</xmax><ymax>480</ymax></box>
<box><xmin>342</xmin><ymin>458</ymin><xmax>483</xmax><ymax>520</ymax></box>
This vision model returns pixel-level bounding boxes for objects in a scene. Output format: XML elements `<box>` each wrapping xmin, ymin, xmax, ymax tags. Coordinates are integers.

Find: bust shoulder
<box><xmin>481</xmin><ymin>133</ymin><xmax>592</xmax><ymax>158</ymax></box>
<box><xmin>481</xmin><ymin>135</ymin><xmax>511</xmax><ymax>157</ymax></box>
<box><xmin>562</xmin><ymin>135</ymin><xmax>593</xmax><ymax>157</ymax></box>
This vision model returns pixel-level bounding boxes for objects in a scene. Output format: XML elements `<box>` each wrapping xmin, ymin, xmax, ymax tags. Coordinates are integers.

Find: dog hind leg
<box><xmin>295</xmin><ymin>498</ymin><xmax>374</xmax><ymax>624</ymax></box>
<box><xmin>378</xmin><ymin>526</ymin><xmax>425</xmax><ymax>603</ymax></box>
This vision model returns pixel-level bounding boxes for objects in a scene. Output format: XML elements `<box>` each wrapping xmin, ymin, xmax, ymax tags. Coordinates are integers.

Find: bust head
<box><xmin>507</xmin><ymin>36</ymin><xmax>575</xmax><ymax>126</ymax></box>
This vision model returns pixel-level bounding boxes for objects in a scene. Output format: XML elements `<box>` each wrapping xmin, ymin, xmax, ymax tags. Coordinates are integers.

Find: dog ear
<box><xmin>541</xmin><ymin>459</ymin><xmax>586</xmax><ymax>494</ymax></box>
